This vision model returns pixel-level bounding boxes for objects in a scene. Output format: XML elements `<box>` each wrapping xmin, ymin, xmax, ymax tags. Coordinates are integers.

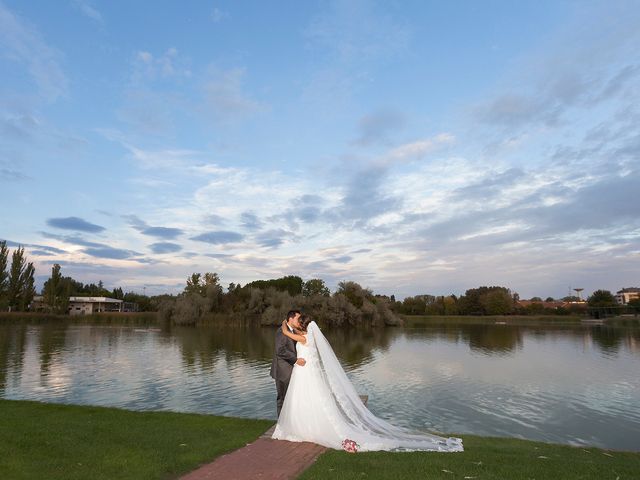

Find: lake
<box><xmin>1</xmin><ymin>319</ymin><xmax>639</xmax><ymax>451</ymax></box>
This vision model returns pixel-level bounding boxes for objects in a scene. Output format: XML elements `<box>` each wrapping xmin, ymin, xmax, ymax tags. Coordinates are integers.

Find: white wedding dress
<box><xmin>272</xmin><ymin>321</ymin><xmax>463</xmax><ymax>452</ymax></box>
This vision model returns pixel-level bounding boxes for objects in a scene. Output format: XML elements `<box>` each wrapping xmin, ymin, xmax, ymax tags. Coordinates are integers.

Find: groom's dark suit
<box><xmin>270</xmin><ymin>325</ymin><xmax>297</xmax><ymax>417</ymax></box>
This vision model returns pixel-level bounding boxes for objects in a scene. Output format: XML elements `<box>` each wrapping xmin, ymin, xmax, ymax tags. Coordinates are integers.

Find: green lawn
<box><xmin>301</xmin><ymin>434</ymin><xmax>640</xmax><ymax>480</ymax></box>
<box><xmin>2</xmin><ymin>399</ymin><xmax>638</xmax><ymax>480</ymax></box>
<box><xmin>0</xmin><ymin>399</ymin><xmax>272</xmax><ymax>480</ymax></box>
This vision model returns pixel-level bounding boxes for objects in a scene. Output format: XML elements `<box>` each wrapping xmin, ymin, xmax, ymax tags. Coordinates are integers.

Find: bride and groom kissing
<box><xmin>269</xmin><ymin>310</ymin><xmax>464</xmax><ymax>452</ymax></box>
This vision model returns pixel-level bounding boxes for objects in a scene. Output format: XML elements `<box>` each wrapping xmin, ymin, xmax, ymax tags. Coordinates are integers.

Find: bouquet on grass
<box><xmin>342</xmin><ymin>439</ymin><xmax>359</xmax><ymax>453</ymax></box>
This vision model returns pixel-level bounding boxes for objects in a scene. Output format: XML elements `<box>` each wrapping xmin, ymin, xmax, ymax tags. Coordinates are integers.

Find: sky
<box><xmin>1</xmin><ymin>0</ymin><xmax>639</xmax><ymax>299</ymax></box>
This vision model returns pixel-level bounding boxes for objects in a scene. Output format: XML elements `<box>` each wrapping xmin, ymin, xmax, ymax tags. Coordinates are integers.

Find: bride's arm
<box><xmin>281</xmin><ymin>321</ymin><xmax>307</xmax><ymax>344</ymax></box>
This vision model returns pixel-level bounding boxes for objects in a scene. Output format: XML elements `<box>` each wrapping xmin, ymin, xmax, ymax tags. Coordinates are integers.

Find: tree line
<box><xmin>394</xmin><ymin>287</ymin><xmax>639</xmax><ymax>316</ymax></box>
<box><xmin>156</xmin><ymin>274</ymin><xmax>400</xmax><ymax>327</ymax></box>
<box><xmin>2</xmin><ymin>241</ymin><xmax>636</xmax><ymax>322</ymax></box>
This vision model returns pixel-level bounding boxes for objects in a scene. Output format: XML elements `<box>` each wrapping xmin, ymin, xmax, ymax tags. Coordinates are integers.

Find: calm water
<box><xmin>1</xmin><ymin>320</ymin><xmax>639</xmax><ymax>451</ymax></box>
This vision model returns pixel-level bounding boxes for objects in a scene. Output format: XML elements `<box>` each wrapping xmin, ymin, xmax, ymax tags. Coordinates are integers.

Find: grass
<box><xmin>301</xmin><ymin>434</ymin><xmax>640</xmax><ymax>480</ymax></box>
<box><xmin>0</xmin><ymin>399</ymin><xmax>272</xmax><ymax>480</ymax></box>
<box><xmin>2</xmin><ymin>400</ymin><xmax>639</xmax><ymax>480</ymax></box>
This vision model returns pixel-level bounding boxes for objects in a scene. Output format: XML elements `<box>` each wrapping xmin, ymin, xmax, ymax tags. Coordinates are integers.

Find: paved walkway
<box><xmin>179</xmin><ymin>396</ymin><xmax>368</xmax><ymax>480</ymax></box>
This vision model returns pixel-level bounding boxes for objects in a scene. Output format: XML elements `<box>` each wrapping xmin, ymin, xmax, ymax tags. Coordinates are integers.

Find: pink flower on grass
<box><xmin>342</xmin><ymin>439</ymin><xmax>359</xmax><ymax>453</ymax></box>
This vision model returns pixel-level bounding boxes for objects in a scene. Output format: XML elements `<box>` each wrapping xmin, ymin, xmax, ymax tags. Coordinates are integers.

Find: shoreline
<box><xmin>1</xmin><ymin>311</ymin><xmax>637</xmax><ymax>327</ymax></box>
<box><xmin>2</xmin><ymin>397</ymin><xmax>638</xmax><ymax>453</ymax></box>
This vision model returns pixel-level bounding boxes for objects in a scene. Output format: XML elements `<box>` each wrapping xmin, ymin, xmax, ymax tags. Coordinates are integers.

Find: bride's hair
<box><xmin>298</xmin><ymin>314</ymin><xmax>312</xmax><ymax>332</ymax></box>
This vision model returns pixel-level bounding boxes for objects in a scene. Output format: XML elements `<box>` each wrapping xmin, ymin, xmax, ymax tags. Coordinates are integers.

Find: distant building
<box><xmin>615</xmin><ymin>288</ymin><xmax>640</xmax><ymax>305</ymax></box>
<box><xmin>68</xmin><ymin>296</ymin><xmax>123</xmax><ymax>315</ymax></box>
<box><xmin>29</xmin><ymin>296</ymin><xmax>138</xmax><ymax>315</ymax></box>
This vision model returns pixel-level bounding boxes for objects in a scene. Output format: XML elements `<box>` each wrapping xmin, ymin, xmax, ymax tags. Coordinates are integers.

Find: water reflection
<box><xmin>0</xmin><ymin>320</ymin><xmax>639</xmax><ymax>451</ymax></box>
<box><xmin>0</xmin><ymin>324</ymin><xmax>27</xmax><ymax>391</ymax></box>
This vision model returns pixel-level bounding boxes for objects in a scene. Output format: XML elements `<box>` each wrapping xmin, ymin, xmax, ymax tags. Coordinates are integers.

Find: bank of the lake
<box><xmin>2</xmin><ymin>400</ymin><xmax>639</xmax><ymax>480</ymax></box>
<box><xmin>402</xmin><ymin>314</ymin><xmax>640</xmax><ymax>327</ymax></box>
<box><xmin>0</xmin><ymin>311</ymin><xmax>159</xmax><ymax>324</ymax></box>
<box><xmin>3</xmin><ymin>311</ymin><xmax>637</xmax><ymax>328</ymax></box>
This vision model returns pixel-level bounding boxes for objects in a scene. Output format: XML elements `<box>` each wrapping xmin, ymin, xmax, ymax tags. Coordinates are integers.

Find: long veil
<box><xmin>308</xmin><ymin>321</ymin><xmax>463</xmax><ymax>452</ymax></box>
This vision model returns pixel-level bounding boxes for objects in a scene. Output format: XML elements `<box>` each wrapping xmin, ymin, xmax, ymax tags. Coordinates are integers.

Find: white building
<box><xmin>615</xmin><ymin>288</ymin><xmax>640</xmax><ymax>305</ymax></box>
<box><xmin>68</xmin><ymin>296</ymin><xmax>123</xmax><ymax>315</ymax></box>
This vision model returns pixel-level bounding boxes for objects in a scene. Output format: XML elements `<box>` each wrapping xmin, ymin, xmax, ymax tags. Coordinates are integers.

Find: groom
<box><xmin>270</xmin><ymin>309</ymin><xmax>306</xmax><ymax>417</ymax></box>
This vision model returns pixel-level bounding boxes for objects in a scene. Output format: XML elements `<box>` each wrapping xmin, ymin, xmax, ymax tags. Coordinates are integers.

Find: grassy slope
<box><xmin>0</xmin><ymin>399</ymin><xmax>271</xmax><ymax>480</ymax></box>
<box><xmin>301</xmin><ymin>434</ymin><xmax>640</xmax><ymax>480</ymax></box>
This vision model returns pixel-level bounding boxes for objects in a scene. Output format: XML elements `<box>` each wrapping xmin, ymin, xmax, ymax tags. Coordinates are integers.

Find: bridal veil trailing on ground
<box><xmin>273</xmin><ymin>321</ymin><xmax>463</xmax><ymax>452</ymax></box>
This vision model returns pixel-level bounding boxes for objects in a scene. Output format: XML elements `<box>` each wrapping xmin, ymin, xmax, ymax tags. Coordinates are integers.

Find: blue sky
<box><xmin>1</xmin><ymin>0</ymin><xmax>639</xmax><ymax>299</ymax></box>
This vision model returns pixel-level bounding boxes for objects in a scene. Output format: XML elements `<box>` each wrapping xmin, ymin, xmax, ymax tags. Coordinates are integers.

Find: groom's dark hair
<box><xmin>286</xmin><ymin>310</ymin><xmax>301</xmax><ymax>320</ymax></box>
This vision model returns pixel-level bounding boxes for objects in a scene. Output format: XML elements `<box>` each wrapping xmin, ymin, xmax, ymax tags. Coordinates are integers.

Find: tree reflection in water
<box><xmin>171</xmin><ymin>323</ymin><xmax>397</xmax><ymax>371</ymax></box>
<box><xmin>0</xmin><ymin>319</ymin><xmax>639</xmax><ymax>397</ymax></box>
<box><xmin>0</xmin><ymin>324</ymin><xmax>27</xmax><ymax>393</ymax></box>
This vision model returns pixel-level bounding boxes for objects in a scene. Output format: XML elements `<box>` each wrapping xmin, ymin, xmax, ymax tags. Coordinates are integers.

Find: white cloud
<box><xmin>131</xmin><ymin>48</ymin><xmax>191</xmax><ymax>82</ymax></box>
<box><xmin>382</xmin><ymin>134</ymin><xmax>455</xmax><ymax>166</ymax></box>
<box><xmin>72</xmin><ymin>0</ymin><xmax>103</xmax><ymax>23</ymax></box>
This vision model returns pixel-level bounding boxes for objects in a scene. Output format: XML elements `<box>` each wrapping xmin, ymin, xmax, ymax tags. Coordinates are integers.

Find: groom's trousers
<box><xmin>276</xmin><ymin>379</ymin><xmax>289</xmax><ymax>418</ymax></box>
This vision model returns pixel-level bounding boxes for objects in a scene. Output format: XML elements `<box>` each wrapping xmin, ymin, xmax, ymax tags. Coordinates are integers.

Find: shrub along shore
<box><xmin>1</xmin><ymin>399</ymin><xmax>638</xmax><ymax>480</ymax></box>
<box><xmin>1</xmin><ymin>311</ymin><xmax>637</xmax><ymax>328</ymax></box>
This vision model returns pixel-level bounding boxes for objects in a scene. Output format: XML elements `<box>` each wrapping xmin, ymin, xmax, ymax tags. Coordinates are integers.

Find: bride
<box><xmin>272</xmin><ymin>314</ymin><xmax>463</xmax><ymax>452</ymax></box>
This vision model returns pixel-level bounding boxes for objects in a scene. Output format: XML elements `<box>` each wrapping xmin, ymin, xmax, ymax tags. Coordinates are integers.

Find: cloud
<box><xmin>119</xmin><ymin>143</ymin><xmax>204</xmax><ymax>171</ymax></box>
<box><xmin>211</xmin><ymin>7</ymin><xmax>228</xmax><ymax>23</ymax></box>
<box><xmin>71</xmin><ymin>0</ymin><xmax>103</xmax><ymax>23</ymax></box>
<box><xmin>39</xmin><ymin>231</ymin><xmax>104</xmax><ymax>248</ymax></box>
<box><xmin>202</xmin><ymin>67</ymin><xmax>264</xmax><ymax>123</ymax></box>
<box><xmin>0</xmin><ymin>167</ymin><xmax>30</xmax><ymax>182</ymax></box>
<box><xmin>381</xmin><ymin>134</ymin><xmax>454</xmax><ymax>167</ymax></box>
<box><xmin>46</xmin><ymin>216</ymin><xmax>106</xmax><ymax>233</ymax></box>
<box><xmin>140</xmin><ymin>226</ymin><xmax>183</xmax><ymax>239</ymax></box>
<box><xmin>149</xmin><ymin>242</ymin><xmax>182</xmax><ymax>254</ymax></box>
<box><xmin>2</xmin><ymin>239</ymin><xmax>66</xmax><ymax>254</ymax></box>
<box><xmin>131</xmin><ymin>48</ymin><xmax>191</xmax><ymax>82</ymax></box>
<box><xmin>353</xmin><ymin>108</ymin><xmax>406</xmax><ymax>146</ymax></box>
<box><xmin>28</xmin><ymin>249</ymin><xmax>55</xmax><ymax>256</ymax></box>
<box><xmin>240</xmin><ymin>211</ymin><xmax>263</xmax><ymax>231</ymax></box>
<box><xmin>279</xmin><ymin>195</ymin><xmax>325</xmax><ymax>227</ymax></box>
<box><xmin>123</xmin><ymin>214</ymin><xmax>184</xmax><ymax>239</ymax></box>
<box><xmin>191</xmin><ymin>231</ymin><xmax>244</xmax><ymax>244</ymax></box>
<box><xmin>451</xmin><ymin>168</ymin><xmax>526</xmax><ymax>203</ymax></box>
<box><xmin>329</xmin><ymin>134</ymin><xmax>455</xmax><ymax>228</ymax></box>
<box><xmin>255</xmin><ymin>229</ymin><xmax>289</xmax><ymax>248</ymax></box>
<box><xmin>202</xmin><ymin>213</ymin><xmax>229</xmax><ymax>226</ymax></box>
<box><xmin>117</xmin><ymin>89</ymin><xmax>176</xmax><ymax>135</ymax></box>
<box><xmin>203</xmin><ymin>253</ymin><xmax>233</xmax><ymax>259</ymax></box>
<box><xmin>82</xmin><ymin>246</ymin><xmax>140</xmax><ymax>260</ymax></box>
<box><xmin>2</xmin><ymin>113</ymin><xmax>40</xmax><ymax>140</ymax></box>
<box><xmin>0</xmin><ymin>2</ymin><xmax>67</xmax><ymax>100</ymax></box>
<box><xmin>36</xmin><ymin>231</ymin><xmax>143</xmax><ymax>261</ymax></box>
<box><xmin>472</xmin><ymin>5</ymin><xmax>640</xmax><ymax>132</ymax></box>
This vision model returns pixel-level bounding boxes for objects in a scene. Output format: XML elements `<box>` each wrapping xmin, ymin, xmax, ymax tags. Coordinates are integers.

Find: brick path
<box><xmin>179</xmin><ymin>396</ymin><xmax>368</xmax><ymax>480</ymax></box>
